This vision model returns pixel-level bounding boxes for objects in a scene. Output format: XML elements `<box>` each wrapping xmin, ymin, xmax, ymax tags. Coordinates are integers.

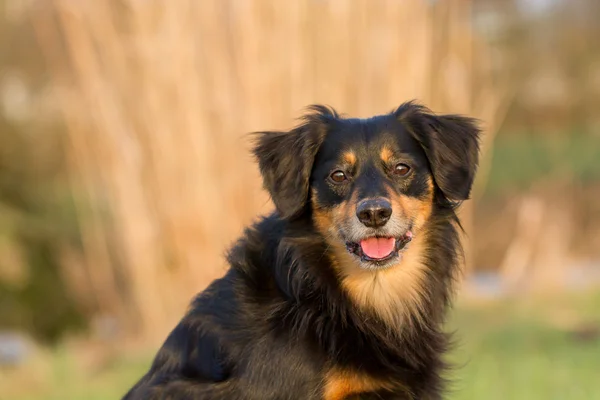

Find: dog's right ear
<box><xmin>395</xmin><ymin>101</ymin><xmax>481</xmax><ymax>202</ymax></box>
<box><xmin>252</xmin><ymin>106</ymin><xmax>335</xmax><ymax>220</ymax></box>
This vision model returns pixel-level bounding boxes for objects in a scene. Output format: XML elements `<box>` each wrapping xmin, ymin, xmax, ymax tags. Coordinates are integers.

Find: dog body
<box><xmin>124</xmin><ymin>102</ymin><xmax>480</xmax><ymax>400</ymax></box>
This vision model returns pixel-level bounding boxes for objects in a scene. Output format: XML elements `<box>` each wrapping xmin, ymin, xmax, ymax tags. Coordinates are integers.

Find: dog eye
<box><xmin>330</xmin><ymin>170</ymin><xmax>348</xmax><ymax>183</ymax></box>
<box><xmin>393</xmin><ymin>163</ymin><xmax>411</xmax><ymax>176</ymax></box>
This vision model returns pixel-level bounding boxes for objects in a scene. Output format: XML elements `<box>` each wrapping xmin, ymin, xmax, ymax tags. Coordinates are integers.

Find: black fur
<box><xmin>395</xmin><ymin>102</ymin><xmax>480</xmax><ymax>202</ymax></box>
<box><xmin>253</xmin><ymin>105</ymin><xmax>337</xmax><ymax>220</ymax></box>
<box><xmin>123</xmin><ymin>102</ymin><xmax>481</xmax><ymax>400</ymax></box>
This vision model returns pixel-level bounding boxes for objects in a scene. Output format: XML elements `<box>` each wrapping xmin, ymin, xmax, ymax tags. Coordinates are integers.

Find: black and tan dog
<box><xmin>124</xmin><ymin>101</ymin><xmax>481</xmax><ymax>399</ymax></box>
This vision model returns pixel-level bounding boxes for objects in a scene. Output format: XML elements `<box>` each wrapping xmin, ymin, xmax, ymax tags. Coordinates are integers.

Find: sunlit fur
<box><xmin>123</xmin><ymin>101</ymin><xmax>481</xmax><ymax>400</ymax></box>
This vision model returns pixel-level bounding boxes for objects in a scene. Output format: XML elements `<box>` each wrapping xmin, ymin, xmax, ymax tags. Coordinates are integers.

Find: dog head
<box><xmin>253</xmin><ymin>102</ymin><xmax>480</xmax><ymax>272</ymax></box>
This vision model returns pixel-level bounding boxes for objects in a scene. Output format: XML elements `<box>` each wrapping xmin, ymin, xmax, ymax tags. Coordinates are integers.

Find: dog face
<box><xmin>253</xmin><ymin>102</ymin><xmax>480</xmax><ymax>272</ymax></box>
<box><xmin>310</xmin><ymin>115</ymin><xmax>434</xmax><ymax>270</ymax></box>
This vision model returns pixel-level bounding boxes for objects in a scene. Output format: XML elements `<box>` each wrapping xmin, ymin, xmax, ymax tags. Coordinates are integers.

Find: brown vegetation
<box><xmin>28</xmin><ymin>0</ymin><xmax>505</xmax><ymax>342</ymax></box>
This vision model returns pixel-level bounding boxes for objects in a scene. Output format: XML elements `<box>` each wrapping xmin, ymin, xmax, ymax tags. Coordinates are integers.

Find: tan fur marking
<box><xmin>388</xmin><ymin>180</ymin><xmax>434</xmax><ymax>235</ymax></box>
<box><xmin>313</xmin><ymin>207</ymin><xmax>334</xmax><ymax>238</ymax></box>
<box><xmin>311</xmin><ymin>188</ymin><xmax>354</xmax><ymax>239</ymax></box>
<box><xmin>380</xmin><ymin>146</ymin><xmax>393</xmax><ymax>163</ymax></box>
<box><xmin>323</xmin><ymin>368</ymin><xmax>396</xmax><ymax>400</ymax></box>
<box><xmin>426</xmin><ymin>176</ymin><xmax>434</xmax><ymax>192</ymax></box>
<box><xmin>311</xmin><ymin>181</ymin><xmax>436</xmax><ymax>329</ymax></box>
<box><xmin>342</xmin><ymin>151</ymin><xmax>357</xmax><ymax>166</ymax></box>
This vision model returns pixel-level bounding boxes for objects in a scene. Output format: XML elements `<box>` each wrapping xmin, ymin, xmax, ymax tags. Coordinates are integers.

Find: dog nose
<box><xmin>356</xmin><ymin>198</ymin><xmax>392</xmax><ymax>228</ymax></box>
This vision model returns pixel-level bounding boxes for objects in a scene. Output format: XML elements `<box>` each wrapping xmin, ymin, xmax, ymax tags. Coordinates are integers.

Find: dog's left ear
<box><xmin>252</xmin><ymin>106</ymin><xmax>334</xmax><ymax>219</ymax></box>
<box><xmin>397</xmin><ymin>102</ymin><xmax>482</xmax><ymax>201</ymax></box>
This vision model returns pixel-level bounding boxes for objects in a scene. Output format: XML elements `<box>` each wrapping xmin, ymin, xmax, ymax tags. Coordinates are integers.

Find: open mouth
<box><xmin>345</xmin><ymin>232</ymin><xmax>413</xmax><ymax>264</ymax></box>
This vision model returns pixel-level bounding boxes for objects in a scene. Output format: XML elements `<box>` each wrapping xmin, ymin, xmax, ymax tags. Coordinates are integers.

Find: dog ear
<box><xmin>396</xmin><ymin>101</ymin><xmax>481</xmax><ymax>201</ymax></box>
<box><xmin>252</xmin><ymin>106</ymin><xmax>335</xmax><ymax>219</ymax></box>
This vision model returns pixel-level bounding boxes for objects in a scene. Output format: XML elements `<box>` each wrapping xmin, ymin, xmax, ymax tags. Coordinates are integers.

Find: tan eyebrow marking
<box><xmin>342</xmin><ymin>151</ymin><xmax>356</xmax><ymax>165</ymax></box>
<box><xmin>380</xmin><ymin>146</ymin><xmax>393</xmax><ymax>163</ymax></box>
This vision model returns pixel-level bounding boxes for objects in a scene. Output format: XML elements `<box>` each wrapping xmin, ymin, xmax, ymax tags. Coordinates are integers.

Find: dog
<box><xmin>123</xmin><ymin>101</ymin><xmax>481</xmax><ymax>400</ymax></box>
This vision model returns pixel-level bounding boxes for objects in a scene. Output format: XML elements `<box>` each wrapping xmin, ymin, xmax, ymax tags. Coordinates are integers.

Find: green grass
<box><xmin>3</xmin><ymin>291</ymin><xmax>600</xmax><ymax>400</ymax></box>
<box><xmin>446</xmin><ymin>292</ymin><xmax>600</xmax><ymax>400</ymax></box>
<box><xmin>483</xmin><ymin>133</ymin><xmax>600</xmax><ymax>195</ymax></box>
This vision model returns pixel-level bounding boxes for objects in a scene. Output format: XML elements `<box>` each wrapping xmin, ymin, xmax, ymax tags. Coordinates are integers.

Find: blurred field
<box><xmin>486</xmin><ymin>134</ymin><xmax>600</xmax><ymax>193</ymax></box>
<box><xmin>3</xmin><ymin>290</ymin><xmax>599</xmax><ymax>400</ymax></box>
<box><xmin>449</xmin><ymin>291</ymin><xmax>600</xmax><ymax>400</ymax></box>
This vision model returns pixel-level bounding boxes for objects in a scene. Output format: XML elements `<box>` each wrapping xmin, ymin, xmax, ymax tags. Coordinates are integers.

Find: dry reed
<box><xmin>32</xmin><ymin>0</ymin><xmax>506</xmax><ymax>342</ymax></box>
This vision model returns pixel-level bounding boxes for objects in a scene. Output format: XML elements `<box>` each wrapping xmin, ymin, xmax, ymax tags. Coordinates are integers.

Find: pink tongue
<box><xmin>360</xmin><ymin>237</ymin><xmax>396</xmax><ymax>259</ymax></box>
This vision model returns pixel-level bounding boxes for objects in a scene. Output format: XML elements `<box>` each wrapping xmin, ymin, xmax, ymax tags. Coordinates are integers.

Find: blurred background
<box><xmin>0</xmin><ymin>0</ymin><xmax>599</xmax><ymax>399</ymax></box>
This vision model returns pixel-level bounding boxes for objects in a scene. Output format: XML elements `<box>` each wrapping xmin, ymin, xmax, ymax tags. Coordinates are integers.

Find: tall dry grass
<box><xmin>32</xmin><ymin>0</ymin><xmax>507</xmax><ymax>342</ymax></box>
